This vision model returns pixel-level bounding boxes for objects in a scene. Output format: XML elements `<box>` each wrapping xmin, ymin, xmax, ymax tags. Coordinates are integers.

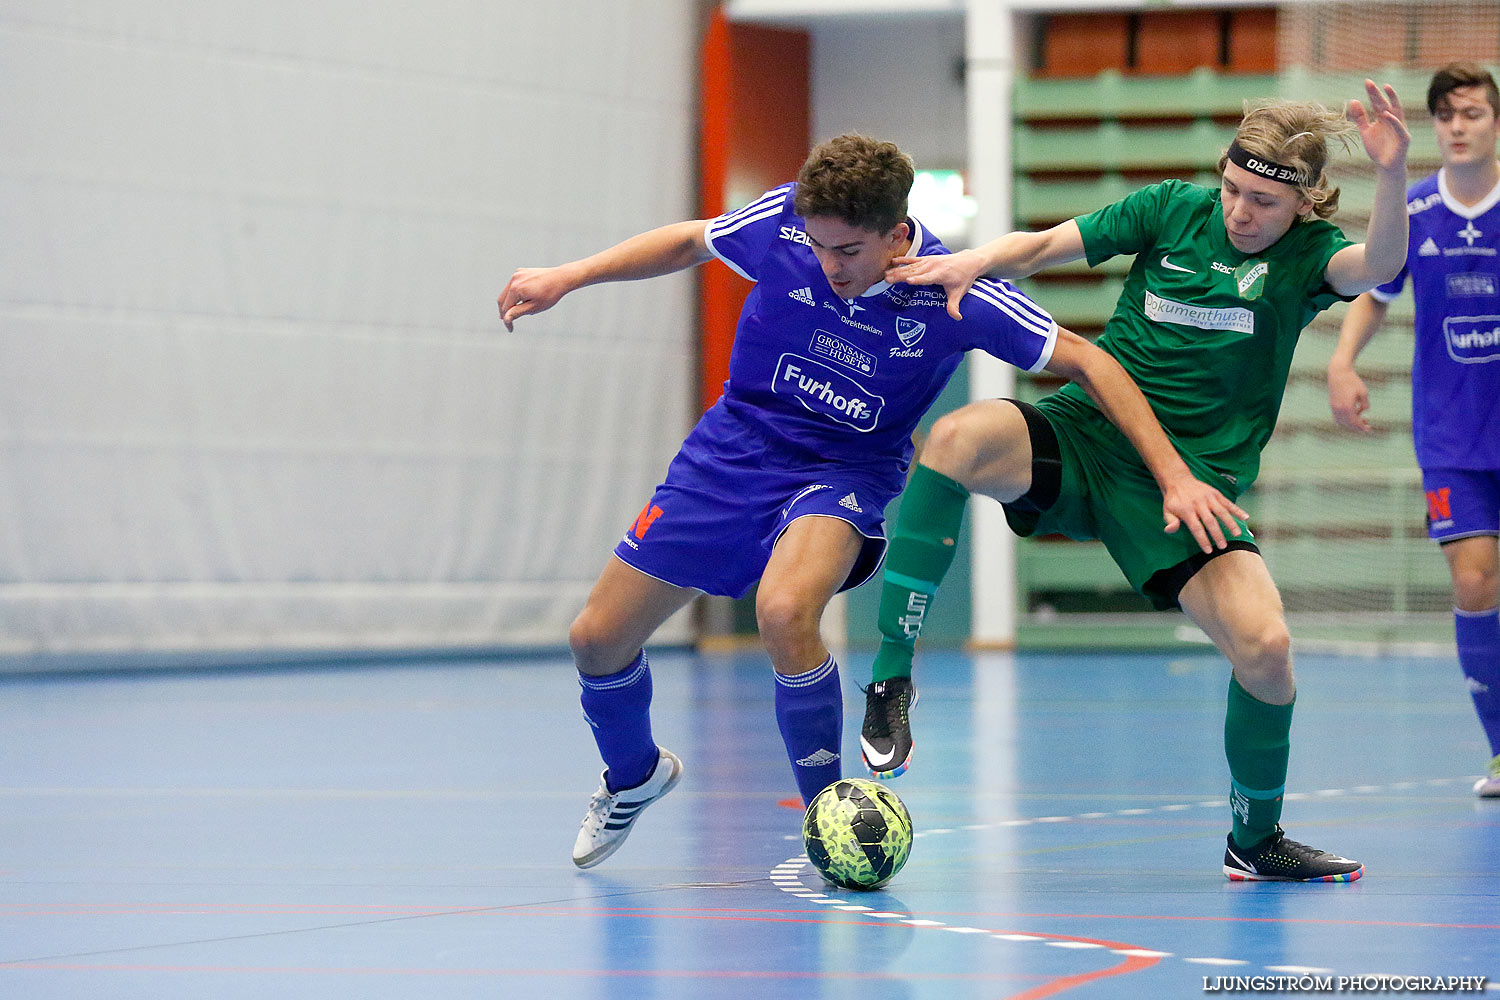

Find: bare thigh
<box><xmin>756</xmin><ymin>515</ymin><xmax>863</xmax><ymax>675</ymax></box>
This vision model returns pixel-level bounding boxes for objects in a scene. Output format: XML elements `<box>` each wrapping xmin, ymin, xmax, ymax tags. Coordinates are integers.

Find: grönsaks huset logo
<box><xmin>810</xmin><ymin>330</ymin><xmax>876</xmax><ymax>375</ymax></box>
<box><xmin>773</xmin><ymin>355</ymin><xmax>883</xmax><ymax>431</ymax></box>
<box><xmin>1447</xmin><ymin>273</ymin><xmax>1496</xmax><ymax>297</ymax></box>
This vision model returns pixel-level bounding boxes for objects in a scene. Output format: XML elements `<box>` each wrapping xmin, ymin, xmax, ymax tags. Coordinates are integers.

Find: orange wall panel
<box><xmin>698</xmin><ymin>6</ymin><xmax>809</xmax><ymax>414</ymax></box>
<box><xmin>1228</xmin><ymin>8</ymin><xmax>1278</xmax><ymax>73</ymax></box>
<box><xmin>1039</xmin><ymin>13</ymin><xmax>1131</xmax><ymax>77</ymax></box>
<box><xmin>1134</xmin><ymin>11</ymin><xmax>1221</xmax><ymax>75</ymax></box>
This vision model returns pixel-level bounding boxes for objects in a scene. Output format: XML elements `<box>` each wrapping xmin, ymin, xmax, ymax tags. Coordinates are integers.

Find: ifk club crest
<box><xmin>895</xmin><ymin>317</ymin><xmax>926</xmax><ymax>348</ymax></box>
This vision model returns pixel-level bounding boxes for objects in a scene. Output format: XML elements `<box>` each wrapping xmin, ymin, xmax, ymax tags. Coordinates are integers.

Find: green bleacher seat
<box><xmin>1277</xmin><ymin>377</ymin><xmax>1412</xmax><ymax>425</ymax></box>
<box><xmin>1013</xmin><ymin>68</ymin><xmax>1279</xmax><ymax>121</ymax></box>
<box><xmin>1014</xmin><ymin>119</ymin><xmax>1239</xmax><ymax>172</ymax></box>
<box><xmin>1014</xmin><ymin>173</ymin><xmax>1220</xmax><ymax>225</ymax></box>
<box><xmin>1290</xmin><ymin>322</ymin><xmax>1415</xmax><ymax>376</ymax></box>
<box><xmin>1017</xmin><ymin>277</ymin><xmax>1125</xmax><ymax>327</ymax></box>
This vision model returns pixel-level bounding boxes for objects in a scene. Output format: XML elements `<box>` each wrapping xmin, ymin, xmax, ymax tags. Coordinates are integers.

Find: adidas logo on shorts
<box><xmin>789</xmin><ymin>286</ymin><xmax>816</xmax><ymax>306</ymax></box>
<box><xmin>838</xmin><ymin>492</ymin><xmax>862</xmax><ymax>513</ymax></box>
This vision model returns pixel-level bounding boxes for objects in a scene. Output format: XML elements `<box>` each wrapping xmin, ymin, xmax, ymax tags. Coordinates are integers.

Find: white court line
<box><xmin>765</xmin><ymin>775</ymin><xmax>1477</xmax><ymax>982</ymax></box>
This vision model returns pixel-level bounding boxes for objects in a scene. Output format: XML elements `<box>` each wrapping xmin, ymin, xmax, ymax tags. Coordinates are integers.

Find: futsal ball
<box><xmin>802</xmin><ymin>778</ymin><xmax>914</xmax><ymax>890</ymax></box>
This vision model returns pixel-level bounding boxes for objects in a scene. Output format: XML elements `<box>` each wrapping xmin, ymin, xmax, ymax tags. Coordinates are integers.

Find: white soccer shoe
<box><xmin>572</xmin><ymin>748</ymin><xmax>683</xmax><ymax>869</ymax></box>
<box><xmin>1475</xmin><ymin>754</ymin><xmax>1500</xmax><ymax>798</ymax></box>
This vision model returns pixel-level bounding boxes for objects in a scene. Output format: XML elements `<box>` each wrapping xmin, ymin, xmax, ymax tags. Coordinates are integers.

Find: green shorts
<box><xmin>1002</xmin><ymin>392</ymin><xmax>1256</xmax><ymax>610</ymax></box>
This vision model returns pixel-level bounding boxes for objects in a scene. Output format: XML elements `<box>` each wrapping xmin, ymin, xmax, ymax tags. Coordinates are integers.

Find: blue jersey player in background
<box><xmin>499</xmin><ymin>134</ymin><xmax>1242</xmax><ymax>869</ymax></box>
<box><xmin>1328</xmin><ymin>63</ymin><xmax>1500</xmax><ymax>797</ymax></box>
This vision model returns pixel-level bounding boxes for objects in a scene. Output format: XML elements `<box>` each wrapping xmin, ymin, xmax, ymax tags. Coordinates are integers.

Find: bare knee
<box><xmin>1229</xmin><ymin>621</ymin><xmax>1293</xmax><ymax>698</ymax></box>
<box><xmin>755</xmin><ymin>589</ymin><xmax>825</xmax><ymax>673</ymax></box>
<box><xmin>569</xmin><ymin>607</ymin><xmax>632</xmax><ymax>677</ymax></box>
<box><xmin>923</xmin><ymin>409</ymin><xmax>984</xmax><ymax>482</ymax></box>
<box><xmin>1451</xmin><ymin>565</ymin><xmax>1499</xmax><ymax>612</ymax></box>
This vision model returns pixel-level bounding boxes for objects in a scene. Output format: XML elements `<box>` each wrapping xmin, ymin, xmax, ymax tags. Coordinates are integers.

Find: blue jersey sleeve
<box><xmin>1369</xmin><ymin>266</ymin><xmax>1408</xmax><ymax>303</ymax></box>
<box><xmin>704</xmin><ymin>184</ymin><xmax>796</xmax><ymax>282</ymax></box>
<box><xmin>959</xmin><ymin>277</ymin><xmax>1059</xmax><ymax>372</ymax></box>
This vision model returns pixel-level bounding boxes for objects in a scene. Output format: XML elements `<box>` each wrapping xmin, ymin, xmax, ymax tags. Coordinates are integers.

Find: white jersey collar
<box><xmin>1437</xmin><ymin>166</ymin><xmax>1500</xmax><ymax>220</ymax></box>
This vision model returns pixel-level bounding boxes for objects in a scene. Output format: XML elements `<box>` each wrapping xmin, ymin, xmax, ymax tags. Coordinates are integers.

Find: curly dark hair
<box><xmin>793</xmin><ymin>134</ymin><xmax>914</xmax><ymax>233</ymax></box>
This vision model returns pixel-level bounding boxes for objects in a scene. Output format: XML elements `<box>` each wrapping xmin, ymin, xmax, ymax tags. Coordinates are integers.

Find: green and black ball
<box><xmin>802</xmin><ymin>778</ymin><xmax>914</xmax><ymax>890</ymax></box>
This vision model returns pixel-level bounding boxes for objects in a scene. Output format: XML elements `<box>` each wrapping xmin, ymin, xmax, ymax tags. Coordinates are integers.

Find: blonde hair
<box><xmin>1218</xmin><ymin>99</ymin><xmax>1357</xmax><ymax>220</ymax></box>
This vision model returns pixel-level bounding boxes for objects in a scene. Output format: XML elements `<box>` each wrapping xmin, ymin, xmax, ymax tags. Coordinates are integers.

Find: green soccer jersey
<box><xmin>1066</xmin><ymin>179</ymin><xmax>1354</xmax><ymax>493</ymax></box>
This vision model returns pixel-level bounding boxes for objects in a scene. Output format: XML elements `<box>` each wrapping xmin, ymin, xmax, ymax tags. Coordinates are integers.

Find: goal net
<box><xmin>1256</xmin><ymin>2</ymin><xmax>1500</xmax><ymax>649</ymax></box>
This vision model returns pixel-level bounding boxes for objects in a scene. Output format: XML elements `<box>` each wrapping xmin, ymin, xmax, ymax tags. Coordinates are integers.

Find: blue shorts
<box><xmin>1422</xmin><ymin>467</ymin><xmax>1500</xmax><ymax>543</ymax></box>
<box><xmin>613</xmin><ymin>443</ymin><xmax>896</xmax><ymax>599</ymax></box>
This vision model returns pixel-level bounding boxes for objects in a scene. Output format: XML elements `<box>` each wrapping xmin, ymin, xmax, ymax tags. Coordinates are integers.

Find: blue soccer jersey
<box><xmin>1372</xmin><ymin>171</ymin><xmax>1500</xmax><ymax>469</ymax></box>
<box><xmin>699</xmin><ymin>183</ymin><xmax>1058</xmax><ymax>491</ymax></box>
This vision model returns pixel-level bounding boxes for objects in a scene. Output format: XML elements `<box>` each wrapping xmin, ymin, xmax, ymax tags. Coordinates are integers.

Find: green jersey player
<box><xmin>862</xmin><ymin>80</ymin><xmax>1411</xmax><ymax>882</ymax></box>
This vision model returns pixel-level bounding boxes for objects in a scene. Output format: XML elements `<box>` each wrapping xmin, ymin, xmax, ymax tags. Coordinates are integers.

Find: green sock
<box><xmin>871</xmin><ymin>464</ymin><xmax>969</xmax><ymax>683</ymax></box>
<box><xmin>1224</xmin><ymin>675</ymin><xmax>1294</xmax><ymax>849</ymax></box>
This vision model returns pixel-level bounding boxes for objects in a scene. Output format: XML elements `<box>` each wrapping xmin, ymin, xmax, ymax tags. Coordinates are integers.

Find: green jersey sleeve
<box><xmin>1074</xmin><ymin>180</ymin><xmax>1189</xmax><ymax>267</ymax></box>
<box><xmin>1284</xmin><ymin>219</ymin><xmax>1357</xmax><ymax>320</ymax></box>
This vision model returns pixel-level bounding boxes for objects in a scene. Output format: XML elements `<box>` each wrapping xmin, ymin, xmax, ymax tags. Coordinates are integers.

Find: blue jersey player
<box><xmin>499</xmin><ymin>134</ymin><xmax>1240</xmax><ymax>869</ymax></box>
<box><xmin>1328</xmin><ymin>64</ymin><xmax>1500</xmax><ymax>797</ymax></box>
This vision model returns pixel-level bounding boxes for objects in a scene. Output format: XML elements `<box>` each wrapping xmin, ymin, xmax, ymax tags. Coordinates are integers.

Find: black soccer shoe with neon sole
<box><xmin>1223</xmin><ymin>827</ymin><xmax>1363</xmax><ymax>882</ymax></box>
<box><xmin>860</xmin><ymin>678</ymin><xmax>917</xmax><ymax>779</ymax></box>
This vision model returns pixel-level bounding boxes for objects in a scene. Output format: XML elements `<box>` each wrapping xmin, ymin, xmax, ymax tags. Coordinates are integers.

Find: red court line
<box><xmin>0</xmin><ymin>906</ymin><xmax>1165</xmax><ymax>997</ymax></box>
<box><xmin>875</xmin><ymin>910</ymin><xmax>1500</xmax><ymax>931</ymax></box>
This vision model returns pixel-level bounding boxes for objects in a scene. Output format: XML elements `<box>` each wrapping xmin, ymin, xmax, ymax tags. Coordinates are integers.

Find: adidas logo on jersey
<box><xmin>1419</xmin><ymin>237</ymin><xmax>1440</xmax><ymax>257</ymax></box>
<box><xmin>796</xmin><ymin>748</ymin><xmax>840</xmax><ymax>767</ymax></box>
<box><xmin>789</xmin><ymin>286</ymin><xmax>816</xmax><ymax>306</ymax></box>
<box><xmin>838</xmin><ymin>492</ymin><xmax>862</xmax><ymax>513</ymax></box>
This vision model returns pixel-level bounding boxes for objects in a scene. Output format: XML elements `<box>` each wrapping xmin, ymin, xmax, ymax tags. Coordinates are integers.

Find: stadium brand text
<box><xmin>779</xmin><ymin>226</ymin><xmax>813</xmax><ymax>247</ymax></box>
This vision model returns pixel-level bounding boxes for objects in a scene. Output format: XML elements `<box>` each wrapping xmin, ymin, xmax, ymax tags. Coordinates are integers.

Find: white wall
<box><xmin>810</xmin><ymin>15</ymin><xmax>968</xmax><ymax>169</ymax></box>
<box><xmin>0</xmin><ymin>1</ymin><xmax>702</xmax><ymax>662</ymax></box>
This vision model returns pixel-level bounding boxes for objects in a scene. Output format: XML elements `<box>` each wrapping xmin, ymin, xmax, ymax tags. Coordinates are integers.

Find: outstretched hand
<box><xmin>498</xmin><ymin>266</ymin><xmax>573</xmax><ymax>332</ymax></box>
<box><xmin>1160</xmin><ymin>473</ymin><xmax>1250</xmax><ymax>554</ymax></box>
<box><xmin>1347</xmin><ymin>79</ymin><xmax>1410</xmax><ymax>172</ymax></box>
<box><xmin>885</xmin><ymin>247</ymin><xmax>988</xmax><ymax>321</ymax></box>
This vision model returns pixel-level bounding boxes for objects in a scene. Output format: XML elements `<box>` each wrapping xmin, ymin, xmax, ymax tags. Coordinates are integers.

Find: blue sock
<box><xmin>1455</xmin><ymin>608</ymin><xmax>1500</xmax><ymax>757</ymax></box>
<box><xmin>774</xmin><ymin>655</ymin><xmax>843</xmax><ymax>807</ymax></box>
<box><xmin>579</xmin><ymin>651</ymin><xmax>658</xmax><ymax>793</ymax></box>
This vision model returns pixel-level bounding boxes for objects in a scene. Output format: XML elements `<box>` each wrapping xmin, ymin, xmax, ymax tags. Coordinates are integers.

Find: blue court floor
<box><xmin>0</xmin><ymin>647</ymin><xmax>1495</xmax><ymax>999</ymax></box>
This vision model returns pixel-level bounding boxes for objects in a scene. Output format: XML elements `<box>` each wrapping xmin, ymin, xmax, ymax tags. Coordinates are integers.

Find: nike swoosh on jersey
<box><xmin>1160</xmin><ymin>255</ymin><xmax>1196</xmax><ymax>273</ymax></box>
<box><xmin>860</xmin><ymin>737</ymin><xmax>897</xmax><ymax>767</ymax></box>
